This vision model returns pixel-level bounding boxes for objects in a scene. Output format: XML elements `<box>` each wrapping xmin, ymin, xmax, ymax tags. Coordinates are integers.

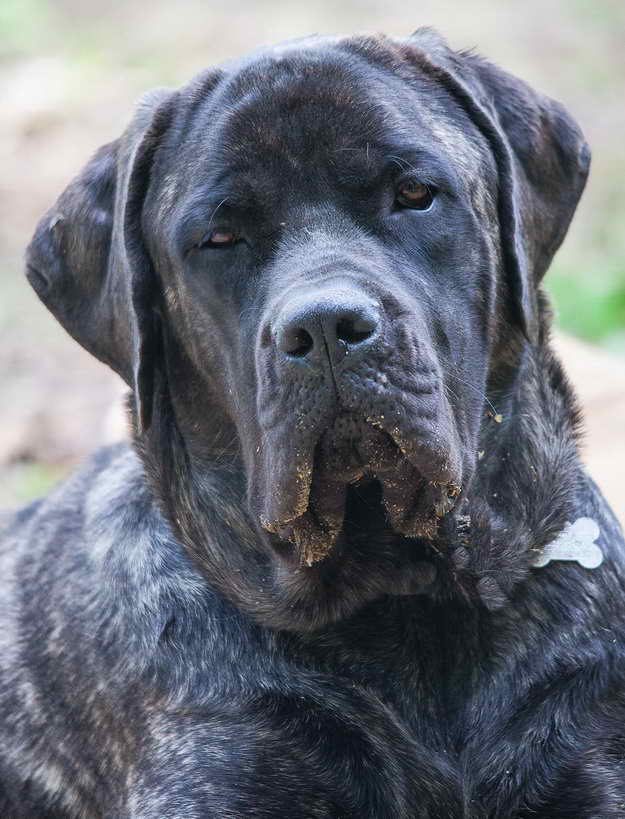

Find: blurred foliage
<box><xmin>547</xmin><ymin>154</ymin><xmax>625</xmax><ymax>352</ymax></box>
<box><xmin>549</xmin><ymin>270</ymin><xmax>625</xmax><ymax>351</ymax></box>
<box><xmin>0</xmin><ymin>0</ymin><xmax>51</xmax><ymax>57</ymax></box>
<box><xmin>3</xmin><ymin>462</ymin><xmax>68</xmax><ymax>505</ymax></box>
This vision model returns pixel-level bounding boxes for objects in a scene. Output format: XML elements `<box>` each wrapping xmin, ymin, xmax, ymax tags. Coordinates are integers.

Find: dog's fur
<box><xmin>2</xmin><ymin>29</ymin><xmax>625</xmax><ymax>818</ymax></box>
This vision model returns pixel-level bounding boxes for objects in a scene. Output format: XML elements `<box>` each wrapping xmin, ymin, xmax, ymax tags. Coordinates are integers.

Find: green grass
<box><xmin>548</xmin><ymin>262</ymin><xmax>625</xmax><ymax>352</ymax></box>
<box><xmin>1</xmin><ymin>462</ymin><xmax>71</xmax><ymax>508</ymax></box>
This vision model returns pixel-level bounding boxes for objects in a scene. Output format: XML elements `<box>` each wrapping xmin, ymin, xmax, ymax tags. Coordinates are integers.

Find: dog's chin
<box><xmin>261</xmin><ymin>414</ymin><xmax>462</xmax><ymax>567</ymax></box>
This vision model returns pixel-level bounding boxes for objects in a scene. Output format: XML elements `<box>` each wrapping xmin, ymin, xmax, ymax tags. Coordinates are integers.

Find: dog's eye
<box><xmin>197</xmin><ymin>229</ymin><xmax>239</xmax><ymax>249</ymax></box>
<box><xmin>396</xmin><ymin>181</ymin><xmax>436</xmax><ymax>211</ymax></box>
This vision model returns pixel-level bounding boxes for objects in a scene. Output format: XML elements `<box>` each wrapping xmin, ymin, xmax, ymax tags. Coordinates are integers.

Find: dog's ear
<box><xmin>26</xmin><ymin>88</ymin><xmax>176</xmax><ymax>433</ymax></box>
<box><xmin>405</xmin><ymin>29</ymin><xmax>591</xmax><ymax>342</ymax></box>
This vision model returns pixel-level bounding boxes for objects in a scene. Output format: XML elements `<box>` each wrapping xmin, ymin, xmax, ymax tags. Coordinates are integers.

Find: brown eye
<box><xmin>198</xmin><ymin>229</ymin><xmax>239</xmax><ymax>249</ymax></box>
<box><xmin>396</xmin><ymin>181</ymin><xmax>436</xmax><ymax>211</ymax></box>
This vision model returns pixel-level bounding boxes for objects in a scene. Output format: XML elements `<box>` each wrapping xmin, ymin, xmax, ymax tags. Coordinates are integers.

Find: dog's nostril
<box><xmin>275</xmin><ymin>298</ymin><xmax>380</xmax><ymax>362</ymax></box>
<box><xmin>336</xmin><ymin>314</ymin><xmax>377</xmax><ymax>345</ymax></box>
<box><xmin>282</xmin><ymin>327</ymin><xmax>314</xmax><ymax>358</ymax></box>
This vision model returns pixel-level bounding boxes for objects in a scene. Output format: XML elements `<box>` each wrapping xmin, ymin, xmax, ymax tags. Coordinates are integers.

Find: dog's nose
<box><xmin>276</xmin><ymin>296</ymin><xmax>379</xmax><ymax>362</ymax></box>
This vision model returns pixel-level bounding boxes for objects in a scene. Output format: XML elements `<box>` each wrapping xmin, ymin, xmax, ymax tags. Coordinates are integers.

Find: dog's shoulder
<box><xmin>0</xmin><ymin>443</ymin><xmax>154</xmax><ymax>582</ymax></box>
<box><xmin>0</xmin><ymin>444</ymin><xmax>254</xmax><ymax>696</ymax></box>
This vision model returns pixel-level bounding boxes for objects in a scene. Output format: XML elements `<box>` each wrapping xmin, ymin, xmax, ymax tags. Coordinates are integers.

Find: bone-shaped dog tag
<box><xmin>532</xmin><ymin>517</ymin><xmax>603</xmax><ymax>569</ymax></box>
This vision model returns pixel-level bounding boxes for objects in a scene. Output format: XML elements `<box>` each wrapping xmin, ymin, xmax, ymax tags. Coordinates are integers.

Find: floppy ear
<box><xmin>25</xmin><ymin>88</ymin><xmax>176</xmax><ymax>432</ymax></box>
<box><xmin>405</xmin><ymin>29</ymin><xmax>591</xmax><ymax>342</ymax></box>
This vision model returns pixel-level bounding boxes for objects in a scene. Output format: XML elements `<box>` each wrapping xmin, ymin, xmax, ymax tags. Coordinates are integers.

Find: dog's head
<box><xmin>27</xmin><ymin>30</ymin><xmax>589</xmax><ymax>628</ymax></box>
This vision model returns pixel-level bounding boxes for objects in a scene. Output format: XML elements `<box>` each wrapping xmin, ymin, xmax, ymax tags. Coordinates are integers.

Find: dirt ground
<box><xmin>1</xmin><ymin>0</ymin><xmax>624</xmax><ymax>527</ymax></box>
<box><xmin>553</xmin><ymin>334</ymin><xmax>625</xmax><ymax>526</ymax></box>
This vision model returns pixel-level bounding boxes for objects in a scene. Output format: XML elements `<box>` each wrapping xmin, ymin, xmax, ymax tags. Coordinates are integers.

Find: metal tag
<box><xmin>532</xmin><ymin>517</ymin><xmax>603</xmax><ymax>569</ymax></box>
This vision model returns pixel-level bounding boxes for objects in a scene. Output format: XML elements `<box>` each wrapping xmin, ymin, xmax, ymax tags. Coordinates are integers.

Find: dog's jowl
<box><xmin>2</xmin><ymin>28</ymin><xmax>625</xmax><ymax>818</ymax></box>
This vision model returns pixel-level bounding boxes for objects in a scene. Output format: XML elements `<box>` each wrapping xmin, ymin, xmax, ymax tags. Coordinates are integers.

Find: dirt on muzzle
<box><xmin>265</xmin><ymin>412</ymin><xmax>461</xmax><ymax>566</ymax></box>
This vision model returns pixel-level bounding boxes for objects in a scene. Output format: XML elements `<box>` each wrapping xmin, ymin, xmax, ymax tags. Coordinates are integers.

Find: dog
<box><xmin>1</xmin><ymin>27</ymin><xmax>624</xmax><ymax>818</ymax></box>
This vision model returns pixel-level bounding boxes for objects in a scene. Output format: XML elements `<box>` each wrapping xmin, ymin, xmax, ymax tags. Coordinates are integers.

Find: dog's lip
<box><xmin>271</xmin><ymin>474</ymin><xmax>460</xmax><ymax>569</ymax></box>
<box><xmin>365</xmin><ymin>412</ymin><xmax>461</xmax><ymax>487</ymax></box>
<box><xmin>260</xmin><ymin>416</ymin><xmax>462</xmax><ymax>566</ymax></box>
<box><xmin>258</xmin><ymin>451</ymin><xmax>314</xmax><ymax>533</ymax></box>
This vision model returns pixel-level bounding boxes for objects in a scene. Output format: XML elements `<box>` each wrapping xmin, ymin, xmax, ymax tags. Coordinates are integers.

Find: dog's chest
<box><xmin>241</xmin><ymin>601</ymin><xmax>600</xmax><ymax>819</ymax></box>
<box><xmin>188</xmin><ymin>609</ymin><xmax>486</xmax><ymax>816</ymax></box>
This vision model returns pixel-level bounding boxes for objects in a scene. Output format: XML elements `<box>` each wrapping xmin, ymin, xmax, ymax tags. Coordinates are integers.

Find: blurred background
<box><xmin>1</xmin><ymin>0</ymin><xmax>624</xmax><ymax>522</ymax></box>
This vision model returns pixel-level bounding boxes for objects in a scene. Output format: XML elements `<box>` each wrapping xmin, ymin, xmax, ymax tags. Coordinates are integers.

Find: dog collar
<box><xmin>531</xmin><ymin>517</ymin><xmax>603</xmax><ymax>569</ymax></box>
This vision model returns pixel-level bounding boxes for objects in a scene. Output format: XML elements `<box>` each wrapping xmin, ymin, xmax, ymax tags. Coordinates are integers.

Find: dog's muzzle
<box><xmin>254</xmin><ymin>288</ymin><xmax>463</xmax><ymax>565</ymax></box>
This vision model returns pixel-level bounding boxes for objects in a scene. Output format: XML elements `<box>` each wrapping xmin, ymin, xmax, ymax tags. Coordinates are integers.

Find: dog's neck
<box><xmin>444</xmin><ymin>322</ymin><xmax>584</xmax><ymax>610</ymax></box>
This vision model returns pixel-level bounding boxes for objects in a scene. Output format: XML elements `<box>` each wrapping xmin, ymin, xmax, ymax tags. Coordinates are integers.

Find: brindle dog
<box><xmin>1</xmin><ymin>28</ymin><xmax>624</xmax><ymax>819</ymax></box>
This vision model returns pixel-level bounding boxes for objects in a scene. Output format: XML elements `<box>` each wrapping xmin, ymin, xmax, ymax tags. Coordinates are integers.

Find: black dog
<box><xmin>2</xmin><ymin>28</ymin><xmax>624</xmax><ymax>817</ymax></box>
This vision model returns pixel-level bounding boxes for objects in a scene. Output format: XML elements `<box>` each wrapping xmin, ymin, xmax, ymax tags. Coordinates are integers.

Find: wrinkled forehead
<box><xmin>156</xmin><ymin>41</ymin><xmax>493</xmax><ymax>215</ymax></box>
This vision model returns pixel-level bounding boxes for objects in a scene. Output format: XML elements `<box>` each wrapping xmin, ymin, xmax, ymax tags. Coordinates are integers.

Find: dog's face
<box><xmin>149</xmin><ymin>43</ymin><xmax>498</xmax><ymax>564</ymax></box>
<box><xmin>26</xmin><ymin>31</ymin><xmax>590</xmax><ymax>628</ymax></box>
